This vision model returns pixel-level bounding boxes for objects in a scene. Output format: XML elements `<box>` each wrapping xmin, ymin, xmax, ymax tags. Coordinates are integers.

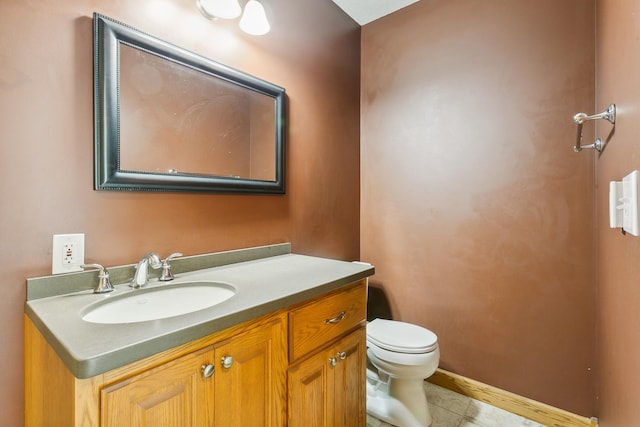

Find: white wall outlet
<box><xmin>52</xmin><ymin>233</ymin><xmax>85</xmax><ymax>274</ymax></box>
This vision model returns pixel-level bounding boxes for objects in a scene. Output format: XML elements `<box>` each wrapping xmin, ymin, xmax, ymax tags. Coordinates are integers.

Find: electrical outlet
<box><xmin>52</xmin><ymin>234</ymin><xmax>85</xmax><ymax>274</ymax></box>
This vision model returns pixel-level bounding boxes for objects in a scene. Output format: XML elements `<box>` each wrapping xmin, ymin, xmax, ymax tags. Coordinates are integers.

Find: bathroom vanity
<box><xmin>24</xmin><ymin>244</ymin><xmax>373</xmax><ymax>426</ymax></box>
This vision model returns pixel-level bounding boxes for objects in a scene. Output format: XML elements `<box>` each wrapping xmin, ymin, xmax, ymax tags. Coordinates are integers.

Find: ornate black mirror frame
<box><xmin>93</xmin><ymin>13</ymin><xmax>286</xmax><ymax>193</ymax></box>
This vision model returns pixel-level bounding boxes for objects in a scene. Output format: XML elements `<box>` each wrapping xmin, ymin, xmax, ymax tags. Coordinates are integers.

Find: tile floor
<box><xmin>366</xmin><ymin>381</ymin><xmax>547</xmax><ymax>427</ymax></box>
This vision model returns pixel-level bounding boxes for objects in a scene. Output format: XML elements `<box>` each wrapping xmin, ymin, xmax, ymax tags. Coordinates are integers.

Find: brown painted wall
<box><xmin>361</xmin><ymin>0</ymin><xmax>597</xmax><ymax>416</ymax></box>
<box><xmin>595</xmin><ymin>1</ymin><xmax>640</xmax><ymax>426</ymax></box>
<box><xmin>0</xmin><ymin>1</ymin><xmax>359</xmax><ymax>425</ymax></box>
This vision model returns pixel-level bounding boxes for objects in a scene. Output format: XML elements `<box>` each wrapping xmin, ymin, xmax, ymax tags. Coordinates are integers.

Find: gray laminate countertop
<box><xmin>25</xmin><ymin>244</ymin><xmax>374</xmax><ymax>379</ymax></box>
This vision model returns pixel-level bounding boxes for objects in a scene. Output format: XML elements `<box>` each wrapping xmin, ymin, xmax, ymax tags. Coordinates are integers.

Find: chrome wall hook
<box><xmin>573</xmin><ymin>104</ymin><xmax>616</xmax><ymax>152</ymax></box>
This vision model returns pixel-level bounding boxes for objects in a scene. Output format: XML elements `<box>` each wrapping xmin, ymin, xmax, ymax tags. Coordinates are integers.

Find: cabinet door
<box><xmin>332</xmin><ymin>327</ymin><xmax>366</xmax><ymax>427</ymax></box>
<box><xmin>101</xmin><ymin>346</ymin><xmax>214</xmax><ymax>427</ymax></box>
<box><xmin>214</xmin><ymin>318</ymin><xmax>285</xmax><ymax>427</ymax></box>
<box><xmin>288</xmin><ymin>346</ymin><xmax>331</xmax><ymax>427</ymax></box>
<box><xmin>288</xmin><ymin>327</ymin><xmax>366</xmax><ymax>427</ymax></box>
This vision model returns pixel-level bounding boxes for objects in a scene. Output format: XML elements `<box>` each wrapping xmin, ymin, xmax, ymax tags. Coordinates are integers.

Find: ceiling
<box><xmin>331</xmin><ymin>0</ymin><xmax>421</xmax><ymax>25</ymax></box>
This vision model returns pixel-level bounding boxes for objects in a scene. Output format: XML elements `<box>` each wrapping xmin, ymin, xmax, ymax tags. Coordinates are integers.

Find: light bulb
<box><xmin>239</xmin><ymin>0</ymin><xmax>270</xmax><ymax>35</ymax></box>
<box><xmin>197</xmin><ymin>0</ymin><xmax>242</xmax><ymax>20</ymax></box>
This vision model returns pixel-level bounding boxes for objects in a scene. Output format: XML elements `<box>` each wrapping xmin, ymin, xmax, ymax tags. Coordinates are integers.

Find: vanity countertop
<box><xmin>25</xmin><ymin>245</ymin><xmax>374</xmax><ymax>379</ymax></box>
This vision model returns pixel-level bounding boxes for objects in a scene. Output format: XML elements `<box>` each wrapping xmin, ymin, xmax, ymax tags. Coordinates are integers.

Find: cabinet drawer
<box><xmin>289</xmin><ymin>281</ymin><xmax>366</xmax><ymax>361</ymax></box>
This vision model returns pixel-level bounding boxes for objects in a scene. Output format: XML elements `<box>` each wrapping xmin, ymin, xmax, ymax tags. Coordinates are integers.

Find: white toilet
<box><xmin>366</xmin><ymin>318</ymin><xmax>440</xmax><ymax>427</ymax></box>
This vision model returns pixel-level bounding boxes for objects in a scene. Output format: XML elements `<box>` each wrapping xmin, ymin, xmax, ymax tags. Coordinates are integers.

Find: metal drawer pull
<box><xmin>324</xmin><ymin>311</ymin><xmax>346</xmax><ymax>325</ymax></box>
<box><xmin>337</xmin><ymin>351</ymin><xmax>347</xmax><ymax>360</ymax></box>
<box><xmin>221</xmin><ymin>356</ymin><xmax>234</xmax><ymax>369</ymax></box>
<box><xmin>201</xmin><ymin>364</ymin><xmax>215</xmax><ymax>378</ymax></box>
<box><xmin>328</xmin><ymin>357</ymin><xmax>338</xmax><ymax>367</ymax></box>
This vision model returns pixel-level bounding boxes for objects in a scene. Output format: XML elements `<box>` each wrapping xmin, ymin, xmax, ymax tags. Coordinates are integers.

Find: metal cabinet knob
<box><xmin>221</xmin><ymin>356</ymin><xmax>234</xmax><ymax>369</ymax></box>
<box><xmin>337</xmin><ymin>351</ymin><xmax>347</xmax><ymax>360</ymax></box>
<box><xmin>201</xmin><ymin>364</ymin><xmax>214</xmax><ymax>378</ymax></box>
<box><xmin>328</xmin><ymin>357</ymin><xmax>338</xmax><ymax>367</ymax></box>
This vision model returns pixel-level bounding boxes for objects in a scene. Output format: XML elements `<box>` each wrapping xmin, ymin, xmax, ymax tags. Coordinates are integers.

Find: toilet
<box><xmin>366</xmin><ymin>318</ymin><xmax>440</xmax><ymax>427</ymax></box>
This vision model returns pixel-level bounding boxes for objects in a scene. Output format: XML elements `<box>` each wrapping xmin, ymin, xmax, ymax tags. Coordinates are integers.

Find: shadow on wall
<box><xmin>367</xmin><ymin>284</ymin><xmax>393</xmax><ymax>321</ymax></box>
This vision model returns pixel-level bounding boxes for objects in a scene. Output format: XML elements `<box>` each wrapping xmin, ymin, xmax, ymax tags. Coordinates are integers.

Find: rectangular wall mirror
<box><xmin>93</xmin><ymin>13</ymin><xmax>286</xmax><ymax>193</ymax></box>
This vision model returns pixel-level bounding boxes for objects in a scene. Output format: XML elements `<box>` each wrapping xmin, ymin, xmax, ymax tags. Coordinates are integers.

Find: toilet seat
<box><xmin>367</xmin><ymin>318</ymin><xmax>438</xmax><ymax>354</ymax></box>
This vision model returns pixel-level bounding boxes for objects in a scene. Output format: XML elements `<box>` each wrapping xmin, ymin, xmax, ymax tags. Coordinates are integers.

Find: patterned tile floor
<box><xmin>366</xmin><ymin>381</ymin><xmax>546</xmax><ymax>427</ymax></box>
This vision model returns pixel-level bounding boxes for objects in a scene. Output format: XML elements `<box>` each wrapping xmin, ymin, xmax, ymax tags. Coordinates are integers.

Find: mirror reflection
<box><xmin>119</xmin><ymin>45</ymin><xmax>276</xmax><ymax>181</ymax></box>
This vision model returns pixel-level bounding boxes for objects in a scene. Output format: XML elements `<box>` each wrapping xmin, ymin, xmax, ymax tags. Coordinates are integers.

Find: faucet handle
<box><xmin>82</xmin><ymin>264</ymin><xmax>115</xmax><ymax>294</ymax></box>
<box><xmin>159</xmin><ymin>252</ymin><xmax>183</xmax><ymax>282</ymax></box>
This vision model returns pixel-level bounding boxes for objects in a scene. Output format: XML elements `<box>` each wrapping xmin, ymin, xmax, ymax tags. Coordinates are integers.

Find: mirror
<box><xmin>93</xmin><ymin>13</ymin><xmax>286</xmax><ymax>193</ymax></box>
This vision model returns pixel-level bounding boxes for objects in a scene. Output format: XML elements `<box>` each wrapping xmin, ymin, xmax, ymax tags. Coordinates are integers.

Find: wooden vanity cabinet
<box><xmin>25</xmin><ymin>313</ymin><xmax>286</xmax><ymax>427</ymax></box>
<box><xmin>25</xmin><ymin>279</ymin><xmax>367</xmax><ymax>427</ymax></box>
<box><xmin>287</xmin><ymin>281</ymin><xmax>367</xmax><ymax>427</ymax></box>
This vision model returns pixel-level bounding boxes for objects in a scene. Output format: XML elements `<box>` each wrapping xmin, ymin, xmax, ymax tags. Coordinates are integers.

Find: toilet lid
<box><xmin>367</xmin><ymin>318</ymin><xmax>438</xmax><ymax>354</ymax></box>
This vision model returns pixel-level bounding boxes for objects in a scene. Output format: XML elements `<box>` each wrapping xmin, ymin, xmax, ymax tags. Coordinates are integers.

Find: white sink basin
<box><xmin>82</xmin><ymin>282</ymin><xmax>236</xmax><ymax>324</ymax></box>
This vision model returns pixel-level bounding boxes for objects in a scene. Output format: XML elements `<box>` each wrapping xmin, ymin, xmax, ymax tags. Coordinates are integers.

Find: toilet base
<box><xmin>366</xmin><ymin>368</ymin><xmax>432</xmax><ymax>427</ymax></box>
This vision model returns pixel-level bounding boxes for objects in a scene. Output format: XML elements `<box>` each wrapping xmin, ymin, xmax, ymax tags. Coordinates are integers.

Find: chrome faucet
<box><xmin>130</xmin><ymin>253</ymin><xmax>161</xmax><ymax>288</ymax></box>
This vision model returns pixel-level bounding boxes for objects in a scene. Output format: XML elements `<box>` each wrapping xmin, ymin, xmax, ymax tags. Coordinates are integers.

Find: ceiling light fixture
<box><xmin>197</xmin><ymin>0</ymin><xmax>270</xmax><ymax>35</ymax></box>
